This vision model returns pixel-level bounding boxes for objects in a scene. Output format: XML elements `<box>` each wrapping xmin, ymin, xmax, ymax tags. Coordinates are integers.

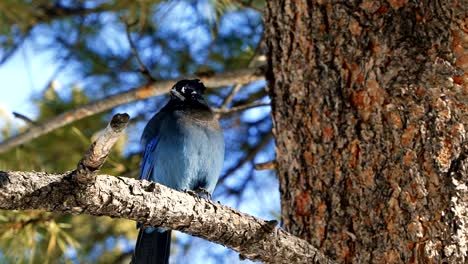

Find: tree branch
<box><xmin>12</xmin><ymin>112</ymin><xmax>37</xmax><ymax>126</ymax></box>
<box><xmin>75</xmin><ymin>113</ymin><xmax>129</xmax><ymax>183</ymax></box>
<box><xmin>0</xmin><ymin>67</ymin><xmax>265</xmax><ymax>154</ymax></box>
<box><xmin>213</xmin><ymin>101</ymin><xmax>270</xmax><ymax>116</ymax></box>
<box><xmin>220</xmin><ymin>83</ymin><xmax>243</xmax><ymax>110</ymax></box>
<box><xmin>218</xmin><ymin>132</ymin><xmax>273</xmax><ymax>186</ymax></box>
<box><xmin>254</xmin><ymin>161</ymin><xmax>276</xmax><ymax>170</ymax></box>
<box><xmin>124</xmin><ymin>19</ymin><xmax>155</xmax><ymax>82</ymax></box>
<box><xmin>0</xmin><ymin>170</ymin><xmax>335</xmax><ymax>264</ymax></box>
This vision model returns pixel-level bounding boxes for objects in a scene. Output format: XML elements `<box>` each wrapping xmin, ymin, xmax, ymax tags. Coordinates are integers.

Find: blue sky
<box><xmin>0</xmin><ymin>41</ymin><xmax>59</xmax><ymax>124</ymax></box>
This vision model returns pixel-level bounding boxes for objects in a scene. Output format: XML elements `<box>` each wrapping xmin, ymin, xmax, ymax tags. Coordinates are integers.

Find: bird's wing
<box><xmin>139</xmin><ymin>135</ymin><xmax>159</xmax><ymax>180</ymax></box>
<box><xmin>139</xmin><ymin>109</ymin><xmax>167</xmax><ymax>181</ymax></box>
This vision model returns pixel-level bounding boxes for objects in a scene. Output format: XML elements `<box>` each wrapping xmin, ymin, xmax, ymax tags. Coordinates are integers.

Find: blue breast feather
<box><xmin>140</xmin><ymin>112</ymin><xmax>224</xmax><ymax>194</ymax></box>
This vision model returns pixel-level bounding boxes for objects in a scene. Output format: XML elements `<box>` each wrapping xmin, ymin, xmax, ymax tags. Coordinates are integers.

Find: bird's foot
<box><xmin>185</xmin><ymin>189</ymin><xmax>198</xmax><ymax>197</ymax></box>
<box><xmin>184</xmin><ymin>188</ymin><xmax>211</xmax><ymax>200</ymax></box>
<box><xmin>194</xmin><ymin>187</ymin><xmax>211</xmax><ymax>199</ymax></box>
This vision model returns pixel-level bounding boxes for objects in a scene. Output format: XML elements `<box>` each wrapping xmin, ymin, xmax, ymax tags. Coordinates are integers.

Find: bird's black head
<box><xmin>170</xmin><ymin>79</ymin><xmax>207</xmax><ymax>104</ymax></box>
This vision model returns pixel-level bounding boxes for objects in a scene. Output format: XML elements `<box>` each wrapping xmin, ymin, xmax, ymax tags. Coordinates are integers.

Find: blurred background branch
<box><xmin>123</xmin><ymin>18</ymin><xmax>156</xmax><ymax>82</ymax></box>
<box><xmin>0</xmin><ymin>67</ymin><xmax>264</xmax><ymax>154</ymax></box>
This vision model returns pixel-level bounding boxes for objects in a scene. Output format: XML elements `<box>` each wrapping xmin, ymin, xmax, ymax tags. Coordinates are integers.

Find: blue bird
<box><xmin>132</xmin><ymin>79</ymin><xmax>224</xmax><ymax>264</ymax></box>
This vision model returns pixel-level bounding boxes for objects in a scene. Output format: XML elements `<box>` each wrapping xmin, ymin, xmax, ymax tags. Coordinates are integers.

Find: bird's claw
<box><xmin>185</xmin><ymin>189</ymin><xmax>198</xmax><ymax>197</ymax></box>
<box><xmin>184</xmin><ymin>188</ymin><xmax>211</xmax><ymax>199</ymax></box>
<box><xmin>194</xmin><ymin>187</ymin><xmax>211</xmax><ymax>199</ymax></box>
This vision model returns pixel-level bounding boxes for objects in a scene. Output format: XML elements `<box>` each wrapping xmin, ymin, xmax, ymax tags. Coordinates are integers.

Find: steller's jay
<box><xmin>131</xmin><ymin>79</ymin><xmax>225</xmax><ymax>264</ymax></box>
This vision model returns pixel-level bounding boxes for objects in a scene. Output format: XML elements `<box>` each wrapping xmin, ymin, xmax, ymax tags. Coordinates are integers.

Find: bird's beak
<box><xmin>170</xmin><ymin>89</ymin><xmax>185</xmax><ymax>101</ymax></box>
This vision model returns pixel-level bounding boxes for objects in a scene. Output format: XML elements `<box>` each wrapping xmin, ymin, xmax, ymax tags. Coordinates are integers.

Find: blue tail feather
<box><xmin>132</xmin><ymin>228</ymin><xmax>171</xmax><ymax>264</ymax></box>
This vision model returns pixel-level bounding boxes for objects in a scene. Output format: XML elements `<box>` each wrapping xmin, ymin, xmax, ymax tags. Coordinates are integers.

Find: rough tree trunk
<box><xmin>265</xmin><ymin>1</ymin><xmax>466</xmax><ymax>263</ymax></box>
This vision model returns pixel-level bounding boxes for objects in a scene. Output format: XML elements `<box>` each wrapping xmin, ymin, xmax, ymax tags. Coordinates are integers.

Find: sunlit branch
<box><xmin>254</xmin><ymin>161</ymin><xmax>276</xmax><ymax>170</ymax></box>
<box><xmin>214</xmin><ymin>101</ymin><xmax>270</xmax><ymax>116</ymax></box>
<box><xmin>0</xmin><ymin>170</ymin><xmax>335</xmax><ymax>264</ymax></box>
<box><xmin>75</xmin><ymin>113</ymin><xmax>129</xmax><ymax>183</ymax></box>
